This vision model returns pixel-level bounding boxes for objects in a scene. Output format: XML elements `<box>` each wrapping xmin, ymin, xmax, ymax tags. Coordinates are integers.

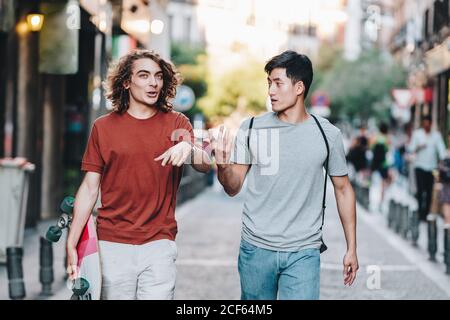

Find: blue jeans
<box><xmin>238</xmin><ymin>239</ymin><xmax>320</xmax><ymax>300</ymax></box>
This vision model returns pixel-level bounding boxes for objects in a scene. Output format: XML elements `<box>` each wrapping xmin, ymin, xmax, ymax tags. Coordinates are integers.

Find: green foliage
<box><xmin>178</xmin><ymin>59</ymin><xmax>208</xmax><ymax>99</ymax></box>
<box><xmin>318</xmin><ymin>49</ymin><xmax>407</xmax><ymax>121</ymax></box>
<box><xmin>171</xmin><ymin>42</ymin><xmax>206</xmax><ymax>66</ymax></box>
<box><xmin>198</xmin><ymin>60</ymin><xmax>267</xmax><ymax>121</ymax></box>
<box><xmin>170</xmin><ymin>42</ymin><xmax>208</xmax><ymax>119</ymax></box>
<box><xmin>306</xmin><ymin>44</ymin><xmax>342</xmax><ymax>107</ymax></box>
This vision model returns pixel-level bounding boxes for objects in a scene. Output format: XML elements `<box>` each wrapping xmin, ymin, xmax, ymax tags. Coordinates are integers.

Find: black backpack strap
<box><xmin>310</xmin><ymin>114</ymin><xmax>329</xmax><ymax>228</ymax></box>
<box><xmin>247</xmin><ymin>117</ymin><xmax>255</xmax><ymax>165</ymax></box>
<box><xmin>247</xmin><ymin>117</ymin><xmax>255</xmax><ymax>149</ymax></box>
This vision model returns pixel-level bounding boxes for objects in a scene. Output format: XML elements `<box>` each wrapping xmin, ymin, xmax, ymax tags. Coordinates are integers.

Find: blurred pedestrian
<box><xmin>209</xmin><ymin>50</ymin><xmax>358</xmax><ymax>300</ymax></box>
<box><xmin>439</xmin><ymin>132</ymin><xmax>450</xmax><ymax>225</ymax></box>
<box><xmin>347</xmin><ymin>134</ymin><xmax>369</xmax><ymax>173</ymax></box>
<box><xmin>393</xmin><ymin>145</ymin><xmax>407</xmax><ymax>176</ymax></box>
<box><xmin>408</xmin><ymin>115</ymin><xmax>446</xmax><ymax>221</ymax></box>
<box><xmin>356</xmin><ymin>124</ymin><xmax>369</xmax><ymax>148</ymax></box>
<box><xmin>66</xmin><ymin>49</ymin><xmax>211</xmax><ymax>300</ymax></box>
<box><xmin>370</xmin><ymin>122</ymin><xmax>391</xmax><ymax>205</ymax></box>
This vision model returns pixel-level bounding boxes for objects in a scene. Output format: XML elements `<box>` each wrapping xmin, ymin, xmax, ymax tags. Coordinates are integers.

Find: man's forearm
<box><xmin>217</xmin><ymin>164</ymin><xmax>242</xmax><ymax>196</ymax></box>
<box><xmin>67</xmin><ymin>183</ymin><xmax>99</xmax><ymax>249</ymax></box>
<box><xmin>191</xmin><ymin>145</ymin><xmax>212</xmax><ymax>173</ymax></box>
<box><xmin>335</xmin><ymin>183</ymin><xmax>357</xmax><ymax>252</ymax></box>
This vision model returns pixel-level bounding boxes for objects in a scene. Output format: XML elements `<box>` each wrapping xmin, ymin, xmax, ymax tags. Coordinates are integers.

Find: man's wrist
<box><xmin>346</xmin><ymin>246</ymin><xmax>357</xmax><ymax>254</ymax></box>
<box><xmin>217</xmin><ymin>163</ymin><xmax>232</xmax><ymax>170</ymax></box>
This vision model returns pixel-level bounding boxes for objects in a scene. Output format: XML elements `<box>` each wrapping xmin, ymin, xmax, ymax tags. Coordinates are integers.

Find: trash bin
<box><xmin>0</xmin><ymin>157</ymin><xmax>35</xmax><ymax>263</ymax></box>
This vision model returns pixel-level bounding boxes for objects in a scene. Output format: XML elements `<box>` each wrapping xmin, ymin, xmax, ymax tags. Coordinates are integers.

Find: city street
<box><xmin>175</xmin><ymin>180</ymin><xmax>450</xmax><ymax>300</ymax></box>
<box><xmin>2</xmin><ymin>178</ymin><xmax>449</xmax><ymax>300</ymax></box>
<box><xmin>1</xmin><ymin>0</ymin><xmax>449</xmax><ymax>303</ymax></box>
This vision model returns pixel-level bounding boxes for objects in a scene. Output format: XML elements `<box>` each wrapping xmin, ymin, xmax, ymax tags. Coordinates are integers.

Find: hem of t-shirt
<box><xmin>241</xmin><ymin>234</ymin><xmax>322</xmax><ymax>252</ymax></box>
<box><xmin>413</xmin><ymin>165</ymin><xmax>434</xmax><ymax>172</ymax></box>
<box><xmin>97</xmin><ymin>226</ymin><xmax>176</xmax><ymax>245</ymax></box>
<box><xmin>81</xmin><ymin>162</ymin><xmax>103</xmax><ymax>174</ymax></box>
<box><xmin>328</xmin><ymin>171</ymin><xmax>349</xmax><ymax>177</ymax></box>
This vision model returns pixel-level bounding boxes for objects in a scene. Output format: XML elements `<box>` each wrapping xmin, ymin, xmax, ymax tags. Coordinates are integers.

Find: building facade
<box><xmin>389</xmin><ymin>0</ymin><xmax>449</xmax><ymax>136</ymax></box>
<box><xmin>0</xmin><ymin>0</ymin><xmax>170</xmax><ymax>225</ymax></box>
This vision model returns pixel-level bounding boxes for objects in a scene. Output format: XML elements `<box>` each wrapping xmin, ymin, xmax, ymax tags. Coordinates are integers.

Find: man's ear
<box><xmin>296</xmin><ymin>81</ymin><xmax>305</xmax><ymax>96</ymax></box>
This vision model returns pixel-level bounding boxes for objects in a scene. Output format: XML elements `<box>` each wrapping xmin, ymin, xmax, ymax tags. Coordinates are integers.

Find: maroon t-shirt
<box><xmin>81</xmin><ymin>110</ymin><xmax>194</xmax><ymax>244</ymax></box>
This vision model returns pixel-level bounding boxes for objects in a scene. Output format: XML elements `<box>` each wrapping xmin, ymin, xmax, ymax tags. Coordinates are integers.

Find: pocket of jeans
<box><xmin>239</xmin><ymin>239</ymin><xmax>258</xmax><ymax>253</ymax></box>
<box><xmin>301</xmin><ymin>248</ymin><xmax>321</xmax><ymax>258</ymax></box>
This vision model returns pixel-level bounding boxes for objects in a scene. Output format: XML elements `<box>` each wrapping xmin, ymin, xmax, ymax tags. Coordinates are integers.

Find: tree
<box><xmin>170</xmin><ymin>42</ymin><xmax>208</xmax><ymax>119</ymax></box>
<box><xmin>306</xmin><ymin>44</ymin><xmax>343</xmax><ymax>107</ymax></box>
<box><xmin>198</xmin><ymin>59</ymin><xmax>267</xmax><ymax>123</ymax></box>
<box><xmin>171</xmin><ymin>42</ymin><xmax>206</xmax><ymax>66</ymax></box>
<box><xmin>318</xmin><ymin>49</ymin><xmax>407</xmax><ymax>122</ymax></box>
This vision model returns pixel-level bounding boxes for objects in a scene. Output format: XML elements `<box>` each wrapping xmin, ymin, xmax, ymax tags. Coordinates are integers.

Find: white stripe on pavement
<box><xmin>357</xmin><ymin>203</ymin><xmax>450</xmax><ymax>298</ymax></box>
<box><xmin>320</xmin><ymin>263</ymin><xmax>418</xmax><ymax>272</ymax></box>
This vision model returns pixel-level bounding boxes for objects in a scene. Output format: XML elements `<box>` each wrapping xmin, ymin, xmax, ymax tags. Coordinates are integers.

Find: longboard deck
<box><xmin>75</xmin><ymin>215</ymin><xmax>101</xmax><ymax>300</ymax></box>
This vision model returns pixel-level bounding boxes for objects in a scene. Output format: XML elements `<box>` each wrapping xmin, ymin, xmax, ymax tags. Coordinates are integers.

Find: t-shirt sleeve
<box><xmin>81</xmin><ymin>124</ymin><xmax>105</xmax><ymax>174</ymax></box>
<box><xmin>230</xmin><ymin>119</ymin><xmax>252</xmax><ymax>165</ymax></box>
<box><xmin>174</xmin><ymin>113</ymin><xmax>195</xmax><ymax>145</ymax></box>
<box><xmin>327</xmin><ymin>130</ymin><xmax>348</xmax><ymax>176</ymax></box>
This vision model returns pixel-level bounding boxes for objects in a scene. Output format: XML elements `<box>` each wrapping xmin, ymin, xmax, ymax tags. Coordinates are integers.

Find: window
<box><xmin>433</xmin><ymin>0</ymin><xmax>449</xmax><ymax>33</ymax></box>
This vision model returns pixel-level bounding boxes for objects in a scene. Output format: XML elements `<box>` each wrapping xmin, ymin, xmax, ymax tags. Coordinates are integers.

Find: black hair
<box><xmin>421</xmin><ymin>115</ymin><xmax>432</xmax><ymax>122</ymax></box>
<box><xmin>379</xmin><ymin>122</ymin><xmax>389</xmax><ymax>134</ymax></box>
<box><xmin>264</xmin><ymin>50</ymin><xmax>313</xmax><ymax>98</ymax></box>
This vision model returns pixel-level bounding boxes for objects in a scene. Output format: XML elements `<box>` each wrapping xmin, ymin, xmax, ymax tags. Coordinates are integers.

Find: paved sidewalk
<box><xmin>1</xmin><ymin>179</ymin><xmax>449</xmax><ymax>300</ymax></box>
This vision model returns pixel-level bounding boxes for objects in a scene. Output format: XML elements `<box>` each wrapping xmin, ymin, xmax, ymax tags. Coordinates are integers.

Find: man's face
<box><xmin>127</xmin><ymin>58</ymin><xmax>163</xmax><ymax>107</ymax></box>
<box><xmin>267</xmin><ymin>68</ymin><xmax>303</xmax><ymax>113</ymax></box>
<box><xmin>422</xmin><ymin>119</ymin><xmax>431</xmax><ymax>131</ymax></box>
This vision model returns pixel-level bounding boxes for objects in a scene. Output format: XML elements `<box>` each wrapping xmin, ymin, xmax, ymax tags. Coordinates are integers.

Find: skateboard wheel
<box><xmin>60</xmin><ymin>196</ymin><xmax>75</xmax><ymax>214</ymax></box>
<box><xmin>46</xmin><ymin>226</ymin><xmax>62</xmax><ymax>242</ymax></box>
<box><xmin>72</xmin><ymin>277</ymin><xmax>89</xmax><ymax>296</ymax></box>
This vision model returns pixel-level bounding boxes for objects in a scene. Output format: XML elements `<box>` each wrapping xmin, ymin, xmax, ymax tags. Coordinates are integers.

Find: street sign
<box><xmin>310</xmin><ymin>91</ymin><xmax>330</xmax><ymax>117</ymax></box>
<box><xmin>391</xmin><ymin>103</ymin><xmax>411</xmax><ymax>124</ymax></box>
<box><xmin>391</xmin><ymin>89</ymin><xmax>414</xmax><ymax>109</ymax></box>
<box><xmin>311</xmin><ymin>91</ymin><xmax>330</xmax><ymax>107</ymax></box>
<box><xmin>173</xmin><ymin>85</ymin><xmax>195</xmax><ymax>112</ymax></box>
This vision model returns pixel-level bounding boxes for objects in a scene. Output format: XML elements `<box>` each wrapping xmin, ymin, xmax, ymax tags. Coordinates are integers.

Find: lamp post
<box><xmin>26</xmin><ymin>13</ymin><xmax>44</xmax><ymax>32</ymax></box>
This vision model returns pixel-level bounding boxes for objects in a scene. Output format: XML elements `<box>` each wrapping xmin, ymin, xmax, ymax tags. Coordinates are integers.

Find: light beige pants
<box><xmin>98</xmin><ymin>239</ymin><xmax>177</xmax><ymax>300</ymax></box>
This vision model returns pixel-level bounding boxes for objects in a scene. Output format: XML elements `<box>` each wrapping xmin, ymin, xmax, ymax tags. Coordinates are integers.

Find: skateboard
<box><xmin>46</xmin><ymin>196</ymin><xmax>102</xmax><ymax>300</ymax></box>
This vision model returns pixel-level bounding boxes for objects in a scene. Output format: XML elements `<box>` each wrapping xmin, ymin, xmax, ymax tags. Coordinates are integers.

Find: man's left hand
<box><xmin>155</xmin><ymin>141</ymin><xmax>193</xmax><ymax>167</ymax></box>
<box><xmin>343</xmin><ymin>250</ymin><xmax>359</xmax><ymax>286</ymax></box>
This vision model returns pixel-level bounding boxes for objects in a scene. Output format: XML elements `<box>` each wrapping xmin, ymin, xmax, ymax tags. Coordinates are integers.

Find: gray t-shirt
<box><xmin>231</xmin><ymin>112</ymin><xmax>348</xmax><ymax>251</ymax></box>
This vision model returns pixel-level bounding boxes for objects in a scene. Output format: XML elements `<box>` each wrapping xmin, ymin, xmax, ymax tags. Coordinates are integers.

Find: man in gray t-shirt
<box><xmin>209</xmin><ymin>50</ymin><xmax>358</xmax><ymax>300</ymax></box>
<box><xmin>232</xmin><ymin>112</ymin><xmax>348</xmax><ymax>252</ymax></box>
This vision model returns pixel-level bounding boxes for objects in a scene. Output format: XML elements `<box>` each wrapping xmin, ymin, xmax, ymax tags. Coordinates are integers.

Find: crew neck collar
<box><xmin>273</xmin><ymin>111</ymin><xmax>314</xmax><ymax>126</ymax></box>
<box><xmin>125</xmin><ymin>109</ymin><xmax>160</xmax><ymax>121</ymax></box>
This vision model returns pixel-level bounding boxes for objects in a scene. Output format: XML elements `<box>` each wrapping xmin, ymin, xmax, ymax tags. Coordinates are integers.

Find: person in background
<box><xmin>347</xmin><ymin>134</ymin><xmax>369</xmax><ymax>174</ymax></box>
<box><xmin>438</xmin><ymin>132</ymin><xmax>450</xmax><ymax>225</ymax></box>
<box><xmin>370</xmin><ymin>122</ymin><xmax>391</xmax><ymax>206</ymax></box>
<box><xmin>408</xmin><ymin>115</ymin><xmax>446</xmax><ymax>221</ymax></box>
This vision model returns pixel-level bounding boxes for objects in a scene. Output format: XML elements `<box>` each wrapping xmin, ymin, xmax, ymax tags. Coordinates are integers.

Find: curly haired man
<box><xmin>66</xmin><ymin>49</ymin><xmax>211</xmax><ymax>300</ymax></box>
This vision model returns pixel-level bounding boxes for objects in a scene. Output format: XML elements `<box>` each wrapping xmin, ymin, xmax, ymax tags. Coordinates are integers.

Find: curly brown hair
<box><xmin>104</xmin><ymin>49</ymin><xmax>180</xmax><ymax>113</ymax></box>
